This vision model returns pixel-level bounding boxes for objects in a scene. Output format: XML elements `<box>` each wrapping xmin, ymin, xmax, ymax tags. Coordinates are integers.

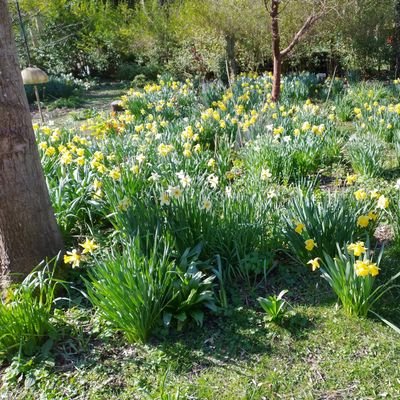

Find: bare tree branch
<box><xmin>263</xmin><ymin>0</ymin><xmax>272</xmax><ymax>14</ymax></box>
<box><xmin>280</xmin><ymin>13</ymin><xmax>321</xmax><ymax>58</ymax></box>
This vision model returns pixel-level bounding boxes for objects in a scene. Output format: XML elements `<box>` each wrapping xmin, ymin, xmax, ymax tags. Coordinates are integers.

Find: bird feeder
<box><xmin>21</xmin><ymin>67</ymin><xmax>48</xmax><ymax>122</ymax></box>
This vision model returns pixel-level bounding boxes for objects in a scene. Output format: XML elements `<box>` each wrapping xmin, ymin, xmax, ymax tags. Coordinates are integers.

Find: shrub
<box><xmin>116</xmin><ymin>62</ymin><xmax>160</xmax><ymax>82</ymax></box>
<box><xmin>25</xmin><ymin>74</ymin><xmax>92</xmax><ymax>104</ymax></box>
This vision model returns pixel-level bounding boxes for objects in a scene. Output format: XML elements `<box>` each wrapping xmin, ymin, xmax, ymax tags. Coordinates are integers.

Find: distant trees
<box><xmin>193</xmin><ymin>0</ymin><xmax>267</xmax><ymax>81</ymax></box>
<box><xmin>10</xmin><ymin>0</ymin><xmax>398</xmax><ymax>81</ymax></box>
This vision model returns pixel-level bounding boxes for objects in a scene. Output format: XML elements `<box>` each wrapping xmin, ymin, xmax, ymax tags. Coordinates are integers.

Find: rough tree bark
<box><xmin>269</xmin><ymin>0</ymin><xmax>281</xmax><ymax>102</ymax></box>
<box><xmin>264</xmin><ymin>0</ymin><xmax>323</xmax><ymax>101</ymax></box>
<box><xmin>0</xmin><ymin>0</ymin><xmax>63</xmax><ymax>290</ymax></box>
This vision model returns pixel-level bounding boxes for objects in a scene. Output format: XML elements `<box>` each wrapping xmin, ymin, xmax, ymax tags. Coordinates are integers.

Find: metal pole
<box><xmin>15</xmin><ymin>0</ymin><xmax>31</xmax><ymax>66</ymax></box>
<box><xmin>34</xmin><ymin>85</ymin><xmax>44</xmax><ymax>122</ymax></box>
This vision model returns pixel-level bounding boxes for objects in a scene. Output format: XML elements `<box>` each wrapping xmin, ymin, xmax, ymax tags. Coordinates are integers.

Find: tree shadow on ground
<box><xmin>50</xmin><ymin>295</ymin><xmax>318</xmax><ymax>378</ymax></box>
<box><xmin>48</xmin><ymin>260</ymin><xmax>329</xmax><ymax>377</ymax></box>
<box><xmin>151</xmin><ymin>304</ymin><xmax>318</xmax><ymax>375</ymax></box>
<box><xmin>382</xmin><ymin>166</ymin><xmax>400</xmax><ymax>181</ymax></box>
<box><xmin>259</xmin><ymin>260</ymin><xmax>337</xmax><ymax>308</ymax></box>
<box><xmin>373</xmin><ymin>245</ymin><xmax>400</xmax><ymax>325</ymax></box>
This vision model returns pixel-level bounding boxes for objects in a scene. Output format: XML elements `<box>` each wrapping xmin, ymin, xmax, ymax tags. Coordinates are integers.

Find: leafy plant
<box><xmin>284</xmin><ymin>186</ymin><xmax>378</xmax><ymax>264</ymax></box>
<box><xmin>346</xmin><ymin>134</ymin><xmax>385</xmax><ymax>177</ymax></box>
<box><xmin>0</xmin><ymin>260</ymin><xmax>62</xmax><ymax>361</ymax></box>
<box><xmin>321</xmin><ymin>241</ymin><xmax>400</xmax><ymax>317</ymax></box>
<box><xmin>85</xmin><ymin>236</ymin><xmax>177</xmax><ymax>343</ymax></box>
<box><xmin>163</xmin><ymin>244</ymin><xmax>217</xmax><ymax>331</ymax></box>
<box><xmin>86</xmin><ymin>237</ymin><xmax>217</xmax><ymax>342</ymax></box>
<box><xmin>258</xmin><ymin>290</ymin><xmax>289</xmax><ymax>324</ymax></box>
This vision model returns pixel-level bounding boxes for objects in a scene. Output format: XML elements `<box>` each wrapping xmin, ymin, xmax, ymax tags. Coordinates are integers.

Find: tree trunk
<box><xmin>225</xmin><ymin>34</ymin><xmax>238</xmax><ymax>83</ymax></box>
<box><xmin>272</xmin><ymin>53</ymin><xmax>282</xmax><ymax>102</ymax></box>
<box><xmin>270</xmin><ymin>0</ymin><xmax>281</xmax><ymax>102</ymax></box>
<box><xmin>0</xmin><ymin>0</ymin><xmax>63</xmax><ymax>290</ymax></box>
<box><xmin>265</xmin><ymin>0</ymin><xmax>323</xmax><ymax>102</ymax></box>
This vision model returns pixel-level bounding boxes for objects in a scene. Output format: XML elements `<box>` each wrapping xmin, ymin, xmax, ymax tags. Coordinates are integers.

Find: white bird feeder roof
<box><xmin>21</xmin><ymin>67</ymin><xmax>49</xmax><ymax>85</ymax></box>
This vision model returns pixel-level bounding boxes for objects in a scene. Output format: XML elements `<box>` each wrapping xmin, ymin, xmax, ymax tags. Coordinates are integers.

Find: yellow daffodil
<box><xmin>130</xmin><ymin>164</ymin><xmax>140</xmax><ymax>174</ymax></box>
<box><xmin>79</xmin><ymin>238</ymin><xmax>98</xmax><ymax>254</ymax></box>
<box><xmin>295</xmin><ymin>222</ymin><xmax>305</xmax><ymax>234</ymax></box>
<box><xmin>60</xmin><ymin>151</ymin><xmax>73</xmax><ymax>165</ymax></box>
<box><xmin>301</xmin><ymin>121</ymin><xmax>311</xmax><ymax>132</ymax></box>
<box><xmin>369</xmin><ymin>189</ymin><xmax>380</xmax><ymax>199</ymax></box>
<box><xmin>354</xmin><ymin>259</ymin><xmax>379</xmax><ymax>277</ymax></box>
<box><xmin>183</xmin><ymin>149</ymin><xmax>192</xmax><ymax>158</ymax></box>
<box><xmin>64</xmin><ymin>249</ymin><xmax>81</xmax><ymax>268</ymax></box>
<box><xmin>207</xmin><ymin>158</ymin><xmax>216</xmax><ymax>168</ymax></box>
<box><xmin>305</xmin><ymin>239</ymin><xmax>317</xmax><ymax>251</ymax></box>
<box><xmin>354</xmin><ymin>189</ymin><xmax>367</xmax><ymax>201</ymax></box>
<box><xmin>157</xmin><ymin>143</ymin><xmax>174</xmax><ymax>157</ymax></box>
<box><xmin>45</xmin><ymin>146</ymin><xmax>56</xmax><ymax>157</ymax></box>
<box><xmin>357</xmin><ymin>215</ymin><xmax>370</xmax><ymax>228</ymax></box>
<box><xmin>347</xmin><ymin>242</ymin><xmax>366</xmax><ymax>257</ymax></box>
<box><xmin>368</xmin><ymin>262</ymin><xmax>380</xmax><ymax>277</ymax></box>
<box><xmin>75</xmin><ymin>156</ymin><xmax>85</xmax><ymax>166</ymax></box>
<box><xmin>109</xmin><ymin>167</ymin><xmax>121</xmax><ymax>181</ymax></box>
<box><xmin>345</xmin><ymin>174</ymin><xmax>357</xmax><ymax>186</ymax></box>
<box><xmin>273</xmin><ymin>126</ymin><xmax>284</xmax><ymax>135</ymax></box>
<box><xmin>307</xmin><ymin>258</ymin><xmax>320</xmax><ymax>271</ymax></box>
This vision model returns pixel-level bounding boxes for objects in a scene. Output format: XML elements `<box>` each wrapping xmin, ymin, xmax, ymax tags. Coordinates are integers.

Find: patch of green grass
<box><xmin>2</xmin><ymin>261</ymin><xmax>399</xmax><ymax>399</ymax></box>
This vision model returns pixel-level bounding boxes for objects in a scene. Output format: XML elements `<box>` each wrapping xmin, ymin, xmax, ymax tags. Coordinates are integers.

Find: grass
<box><xmin>2</xmin><ymin>261</ymin><xmax>399</xmax><ymax>399</ymax></box>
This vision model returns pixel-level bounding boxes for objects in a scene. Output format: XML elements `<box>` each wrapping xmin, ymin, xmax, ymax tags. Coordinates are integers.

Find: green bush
<box><xmin>116</xmin><ymin>62</ymin><xmax>160</xmax><ymax>82</ymax></box>
<box><xmin>25</xmin><ymin>74</ymin><xmax>92</xmax><ymax>105</ymax></box>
